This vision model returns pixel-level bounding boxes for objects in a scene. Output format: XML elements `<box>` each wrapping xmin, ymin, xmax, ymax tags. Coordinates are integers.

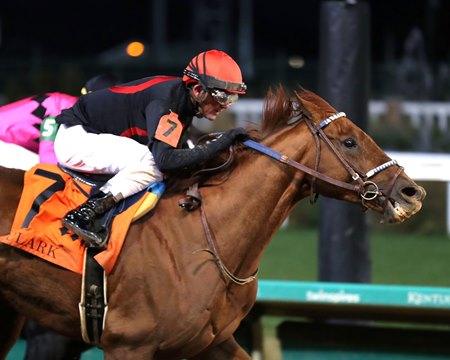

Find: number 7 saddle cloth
<box><xmin>0</xmin><ymin>163</ymin><xmax>165</xmax><ymax>275</ymax></box>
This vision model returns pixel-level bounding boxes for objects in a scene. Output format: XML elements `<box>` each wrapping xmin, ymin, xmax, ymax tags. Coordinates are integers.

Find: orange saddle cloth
<box><xmin>0</xmin><ymin>164</ymin><xmax>165</xmax><ymax>275</ymax></box>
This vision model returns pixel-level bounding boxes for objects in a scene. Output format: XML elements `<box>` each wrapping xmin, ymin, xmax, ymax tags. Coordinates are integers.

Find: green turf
<box><xmin>371</xmin><ymin>231</ymin><xmax>450</xmax><ymax>286</ymax></box>
<box><xmin>259</xmin><ymin>228</ymin><xmax>318</xmax><ymax>281</ymax></box>
<box><xmin>260</xmin><ymin>228</ymin><xmax>450</xmax><ymax>287</ymax></box>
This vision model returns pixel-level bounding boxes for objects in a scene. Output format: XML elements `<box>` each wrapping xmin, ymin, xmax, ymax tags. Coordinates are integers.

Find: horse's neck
<box><xmin>204</xmin><ymin>144</ymin><xmax>308</xmax><ymax>274</ymax></box>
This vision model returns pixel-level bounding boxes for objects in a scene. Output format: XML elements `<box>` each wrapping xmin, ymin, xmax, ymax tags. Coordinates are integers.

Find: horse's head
<box><xmin>256</xmin><ymin>85</ymin><xmax>426</xmax><ymax>224</ymax></box>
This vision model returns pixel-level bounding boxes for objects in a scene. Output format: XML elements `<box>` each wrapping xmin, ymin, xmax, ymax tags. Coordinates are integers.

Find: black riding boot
<box><xmin>62</xmin><ymin>192</ymin><xmax>117</xmax><ymax>248</ymax></box>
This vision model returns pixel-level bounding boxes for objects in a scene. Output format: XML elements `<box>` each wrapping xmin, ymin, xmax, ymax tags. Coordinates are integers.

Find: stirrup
<box><xmin>62</xmin><ymin>217</ymin><xmax>110</xmax><ymax>250</ymax></box>
<box><xmin>83</xmin><ymin>231</ymin><xmax>109</xmax><ymax>250</ymax></box>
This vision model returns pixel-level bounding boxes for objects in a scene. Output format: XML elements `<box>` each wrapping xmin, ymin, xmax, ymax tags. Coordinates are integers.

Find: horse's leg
<box><xmin>0</xmin><ymin>299</ymin><xmax>25</xmax><ymax>360</ymax></box>
<box><xmin>190</xmin><ymin>336</ymin><xmax>251</xmax><ymax>360</ymax></box>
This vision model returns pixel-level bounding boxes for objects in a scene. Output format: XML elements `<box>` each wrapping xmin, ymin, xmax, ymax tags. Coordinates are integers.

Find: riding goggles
<box><xmin>209</xmin><ymin>89</ymin><xmax>239</xmax><ymax>106</ymax></box>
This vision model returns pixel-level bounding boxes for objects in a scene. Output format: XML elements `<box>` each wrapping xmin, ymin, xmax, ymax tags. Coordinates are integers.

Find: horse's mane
<box><xmin>164</xmin><ymin>85</ymin><xmax>333</xmax><ymax>194</ymax></box>
<box><xmin>257</xmin><ymin>84</ymin><xmax>336</xmax><ymax>139</ymax></box>
<box><xmin>257</xmin><ymin>84</ymin><xmax>296</xmax><ymax>140</ymax></box>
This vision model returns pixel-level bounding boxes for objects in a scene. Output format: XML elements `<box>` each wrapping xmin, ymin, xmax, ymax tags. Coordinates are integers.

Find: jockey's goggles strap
<box><xmin>209</xmin><ymin>89</ymin><xmax>239</xmax><ymax>105</ymax></box>
<box><xmin>183</xmin><ymin>69</ymin><xmax>247</xmax><ymax>93</ymax></box>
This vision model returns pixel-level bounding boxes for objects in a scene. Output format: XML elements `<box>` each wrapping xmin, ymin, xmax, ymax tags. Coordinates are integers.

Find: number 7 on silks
<box><xmin>155</xmin><ymin>111</ymin><xmax>183</xmax><ymax>148</ymax></box>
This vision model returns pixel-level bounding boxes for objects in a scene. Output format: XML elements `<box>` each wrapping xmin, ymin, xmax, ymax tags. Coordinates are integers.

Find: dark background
<box><xmin>0</xmin><ymin>0</ymin><xmax>449</xmax><ymax>100</ymax></box>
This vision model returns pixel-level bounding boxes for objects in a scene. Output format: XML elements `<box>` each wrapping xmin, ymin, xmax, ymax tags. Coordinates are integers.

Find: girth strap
<box><xmin>79</xmin><ymin>248</ymin><xmax>108</xmax><ymax>345</ymax></box>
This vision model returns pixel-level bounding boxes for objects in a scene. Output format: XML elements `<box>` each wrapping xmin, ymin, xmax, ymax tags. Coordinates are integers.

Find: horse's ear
<box><xmin>287</xmin><ymin>95</ymin><xmax>311</xmax><ymax>125</ymax></box>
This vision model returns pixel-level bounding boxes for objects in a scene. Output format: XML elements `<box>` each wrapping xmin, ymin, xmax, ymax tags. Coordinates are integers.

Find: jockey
<box><xmin>54</xmin><ymin>49</ymin><xmax>248</xmax><ymax>248</ymax></box>
<box><xmin>0</xmin><ymin>74</ymin><xmax>118</xmax><ymax>164</ymax></box>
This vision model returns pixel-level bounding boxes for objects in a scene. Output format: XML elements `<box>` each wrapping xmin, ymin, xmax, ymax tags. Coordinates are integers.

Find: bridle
<box><xmin>181</xmin><ymin>111</ymin><xmax>404</xmax><ymax>285</ymax></box>
<box><xmin>243</xmin><ymin>111</ymin><xmax>403</xmax><ymax>210</ymax></box>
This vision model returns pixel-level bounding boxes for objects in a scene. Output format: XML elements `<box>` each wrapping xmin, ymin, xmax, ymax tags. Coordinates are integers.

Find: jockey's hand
<box><xmin>222</xmin><ymin>127</ymin><xmax>248</xmax><ymax>142</ymax></box>
<box><xmin>201</xmin><ymin>127</ymin><xmax>248</xmax><ymax>155</ymax></box>
<box><xmin>153</xmin><ymin>127</ymin><xmax>248</xmax><ymax>172</ymax></box>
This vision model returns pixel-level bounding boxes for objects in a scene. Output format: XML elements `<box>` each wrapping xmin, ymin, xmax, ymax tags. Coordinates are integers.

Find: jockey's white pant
<box><xmin>54</xmin><ymin>125</ymin><xmax>163</xmax><ymax>199</ymax></box>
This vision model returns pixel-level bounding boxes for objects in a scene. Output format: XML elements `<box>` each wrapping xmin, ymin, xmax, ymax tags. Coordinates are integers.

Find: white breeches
<box><xmin>54</xmin><ymin>125</ymin><xmax>163</xmax><ymax>199</ymax></box>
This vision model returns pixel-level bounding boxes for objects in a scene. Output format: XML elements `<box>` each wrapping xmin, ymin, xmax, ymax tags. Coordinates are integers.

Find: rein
<box><xmin>243</xmin><ymin>139</ymin><xmax>361</xmax><ymax>193</ymax></box>
<box><xmin>243</xmin><ymin>111</ymin><xmax>402</xmax><ymax>208</ymax></box>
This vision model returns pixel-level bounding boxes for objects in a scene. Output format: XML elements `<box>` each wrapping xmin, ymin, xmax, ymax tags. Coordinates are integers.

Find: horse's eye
<box><xmin>344</xmin><ymin>138</ymin><xmax>356</xmax><ymax>148</ymax></box>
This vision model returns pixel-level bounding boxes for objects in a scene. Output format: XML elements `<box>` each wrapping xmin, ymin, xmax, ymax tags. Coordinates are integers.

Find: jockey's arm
<box><xmin>150</xmin><ymin>127</ymin><xmax>247</xmax><ymax>173</ymax></box>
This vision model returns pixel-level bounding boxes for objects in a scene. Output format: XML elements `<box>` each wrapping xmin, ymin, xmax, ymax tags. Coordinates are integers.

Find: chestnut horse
<box><xmin>0</xmin><ymin>86</ymin><xmax>425</xmax><ymax>359</ymax></box>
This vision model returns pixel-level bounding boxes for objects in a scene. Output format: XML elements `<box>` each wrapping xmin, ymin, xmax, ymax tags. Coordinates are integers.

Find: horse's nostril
<box><xmin>402</xmin><ymin>187</ymin><xmax>417</xmax><ymax>197</ymax></box>
<box><xmin>402</xmin><ymin>186</ymin><xmax>426</xmax><ymax>200</ymax></box>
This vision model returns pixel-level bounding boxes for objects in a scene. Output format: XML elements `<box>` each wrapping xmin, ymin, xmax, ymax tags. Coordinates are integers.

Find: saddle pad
<box><xmin>0</xmin><ymin>164</ymin><xmax>165</xmax><ymax>275</ymax></box>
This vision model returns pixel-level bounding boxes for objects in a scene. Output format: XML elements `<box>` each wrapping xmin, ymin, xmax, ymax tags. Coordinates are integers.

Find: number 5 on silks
<box><xmin>154</xmin><ymin>111</ymin><xmax>183</xmax><ymax>148</ymax></box>
<box><xmin>40</xmin><ymin>116</ymin><xmax>59</xmax><ymax>141</ymax></box>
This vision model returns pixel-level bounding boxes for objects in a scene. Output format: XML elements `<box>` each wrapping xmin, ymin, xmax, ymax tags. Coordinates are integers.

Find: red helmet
<box><xmin>182</xmin><ymin>50</ymin><xmax>247</xmax><ymax>94</ymax></box>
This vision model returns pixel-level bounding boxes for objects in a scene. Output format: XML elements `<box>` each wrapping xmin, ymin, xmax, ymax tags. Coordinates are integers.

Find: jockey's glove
<box><xmin>204</xmin><ymin>127</ymin><xmax>248</xmax><ymax>152</ymax></box>
<box><xmin>222</xmin><ymin>127</ymin><xmax>248</xmax><ymax>141</ymax></box>
<box><xmin>154</xmin><ymin>127</ymin><xmax>248</xmax><ymax>172</ymax></box>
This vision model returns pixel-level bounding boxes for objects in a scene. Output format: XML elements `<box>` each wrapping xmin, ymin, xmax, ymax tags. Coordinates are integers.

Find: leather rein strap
<box><xmin>243</xmin><ymin>139</ymin><xmax>361</xmax><ymax>193</ymax></box>
<box><xmin>243</xmin><ymin>111</ymin><xmax>401</xmax><ymax>205</ymax></box>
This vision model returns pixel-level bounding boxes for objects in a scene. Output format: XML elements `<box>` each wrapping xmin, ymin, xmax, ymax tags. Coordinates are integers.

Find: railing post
<box><xmin>318</xmin><ymin>0</ymin><xmax>371</xmax><ymax>283</ymax></box>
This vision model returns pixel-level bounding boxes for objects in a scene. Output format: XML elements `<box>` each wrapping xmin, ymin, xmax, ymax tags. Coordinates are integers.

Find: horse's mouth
<box><xmin>384</xmin><ymin>198</ymin><xmax>408</xmax><ymax>223</ymax></box>
<box><xmin>382</xmin><ymin>197</ymin><xmax>422</xmax><ymax>224</ymax></box>
<box><xmin>366</xmin><ymin>195</ymin><xmax>421</xmax><ymax>224</ymax></box>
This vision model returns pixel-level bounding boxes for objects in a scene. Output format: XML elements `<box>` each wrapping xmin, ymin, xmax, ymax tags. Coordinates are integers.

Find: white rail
<box><xmin>386</xmin><ymin>151</ymin><xmax>450</xmax><ymax>236</ymax></box>
<box><xmin>231</xmin><ymin>99</ymin><xmax>450</xmax><ymax>132</ymax></box>
<box><xmin>370</xmin><ymin>100</ymin><xmax>450</xmax><ymax>132</ymax></box>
